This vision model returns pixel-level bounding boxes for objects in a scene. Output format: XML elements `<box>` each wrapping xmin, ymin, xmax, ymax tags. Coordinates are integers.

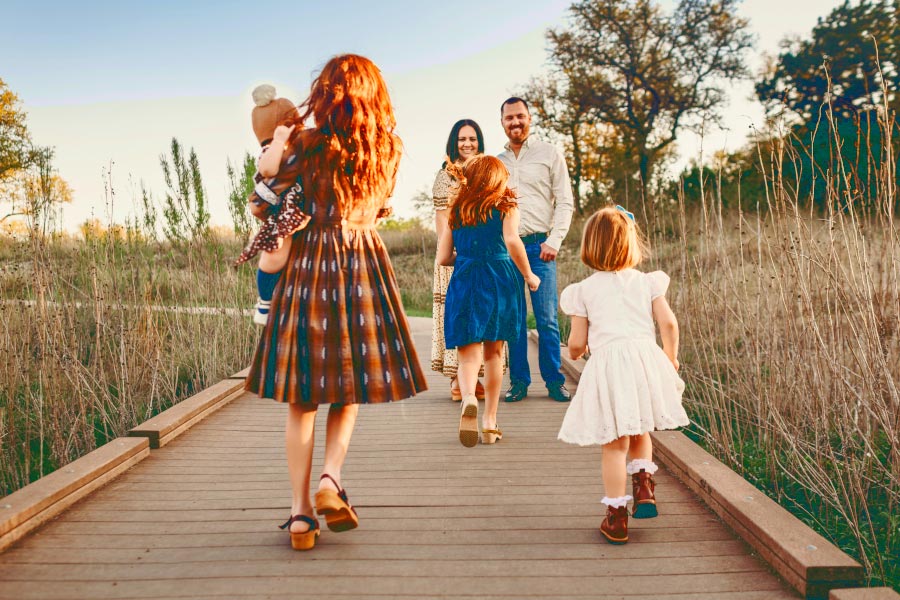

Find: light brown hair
<box><xmin>580</xmin><ymin>206</ymin><xmax>648</xmax><ymax>271</ymax></box>
<box><xmin>279</xmin><ymin>54</ymin><xmax>401</xmax><ymax>215</ymax></box>
<box><xmin>446</xmin><ymin>155</ymin><xmax>517</xmax><ymax>229</ymax></box>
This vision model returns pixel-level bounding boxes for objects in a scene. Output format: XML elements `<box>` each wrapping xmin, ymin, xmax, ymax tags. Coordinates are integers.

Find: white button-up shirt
<box><xmin>498</xmin><ymin>137</ymin><xmax>574</xmax><ymax>251</ymax></box>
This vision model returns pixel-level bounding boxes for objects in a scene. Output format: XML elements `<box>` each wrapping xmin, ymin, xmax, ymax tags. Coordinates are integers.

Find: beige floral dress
<box><xmin>431</xmin><ymin>168</ymin><xmax>459</xmax><ymax>377</ymax></box>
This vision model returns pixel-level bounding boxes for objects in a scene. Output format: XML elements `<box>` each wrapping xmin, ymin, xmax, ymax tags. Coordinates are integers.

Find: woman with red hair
<box><xmin>436</xmin><ymin>155</ymin><xmax>540</xmax><ymax>448</ymax></box>
<box><xmin>242</xmin><ymin>54</ymin><xmax>427</xmax><ymax>550</ymax></box>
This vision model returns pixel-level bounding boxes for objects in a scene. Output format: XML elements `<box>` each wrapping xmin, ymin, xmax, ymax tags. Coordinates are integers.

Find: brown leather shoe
<box><xmin>632</xmin><ymin>470</ymin><xmax>658</xmax><ymax>519</ymax></box>
<box><xmin>475</xmin><ymin>380</ymin><xmax>485</xmax><ymax>400</ymax></box>
<box><xmin>599</xmin><ymin>505</ymin><xmax>629</xmax><ymax>544</ymax></box>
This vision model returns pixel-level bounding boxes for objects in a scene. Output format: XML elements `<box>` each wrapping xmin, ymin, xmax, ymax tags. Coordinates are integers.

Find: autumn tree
<box><xmin>26</xmin><ymin>148</ymin><xmax>73</xmax><ymax>235</ymax></box>
<box><xmin>756</xmin><ymin>0</ymin><xmax>900</xmax><ymax>123</ymax></box>
<box><xmin>754</xmin><ymin>1</ymin><xmax>900</xmax><ymax>213</ymax></box>
<box><xmin>537</xmin><ymin>0</ymin><xmax>753</xmax><ymax>209</ymax></box>
<box><xmin>0</xmin><ymin>78</ymin><xmax>33</xmax><ymax>183</ymax></box>
<box><xmin>525</xmin><ymin>74</ymin><xmax>598</xmax><ymax>212</ymax></box>
<box><xmin>1</xmin><ymin>146</ymin><xmax>72</xmax><ymax>235</ymax></box>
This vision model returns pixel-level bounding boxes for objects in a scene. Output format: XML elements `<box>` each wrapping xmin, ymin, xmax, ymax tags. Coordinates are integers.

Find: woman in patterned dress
<box><xmin>431</xmin><ymin>119</ymin><xmax>487</xmax><ymax>401</ymax></box>
<box><xmin>244</xmin><ymin>54</ymin><xmax>428</xmax><ymax>550</ymax></box>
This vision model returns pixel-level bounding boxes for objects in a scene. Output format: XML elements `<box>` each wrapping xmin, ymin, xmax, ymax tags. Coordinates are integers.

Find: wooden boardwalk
<box><xmin>0</xmin><ymin>317</ymin><xmax>797</xmax><ymax>599</ymax></box>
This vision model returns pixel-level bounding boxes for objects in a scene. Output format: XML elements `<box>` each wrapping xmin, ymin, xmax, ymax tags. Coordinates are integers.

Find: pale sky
<box><xmin>2</xmin><ymin>0</ymin><xmax>843</xmax><ymax>229</ymax></box>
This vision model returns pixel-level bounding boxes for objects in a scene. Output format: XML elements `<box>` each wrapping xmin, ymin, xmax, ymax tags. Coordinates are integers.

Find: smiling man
<box><xmin>498</xmin><ymin>97</ymin><xmax>574</xmax><ymax>403</ymax></box>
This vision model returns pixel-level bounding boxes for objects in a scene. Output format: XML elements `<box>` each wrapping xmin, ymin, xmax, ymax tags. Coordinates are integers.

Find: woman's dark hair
<box><xmin>444</xmin><ymin>119</ymin><xmax>485</xmax><ymax>165</ymax></box>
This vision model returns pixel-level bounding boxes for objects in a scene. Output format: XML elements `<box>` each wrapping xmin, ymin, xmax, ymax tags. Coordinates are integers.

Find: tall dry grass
<box><xmin>0</xmin><ymin>230</ymin><xmax>257</xmax><ymax>495</ymax></box>
<box><xmin>654</xmin><ymin>105</ymin><xmax>899</xmax><ymax>585</ymax></box>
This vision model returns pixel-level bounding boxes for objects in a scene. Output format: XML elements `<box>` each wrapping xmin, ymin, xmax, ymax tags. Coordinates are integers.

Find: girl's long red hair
<box><xmin>279</xmin><ymin>54</ymin><xmax>401</xmax><ymax>215</ymax></box>
<box><xmin>447</xmin><ymin>155</ymin><xmax>517</xmax><ymax>229</ymax></box>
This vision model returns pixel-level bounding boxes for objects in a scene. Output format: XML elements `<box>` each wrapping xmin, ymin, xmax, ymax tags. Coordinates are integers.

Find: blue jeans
<box><xmin>509</xmin><ymin>240</ymin><xmax>565</xmax><ymax>389</ymax></box>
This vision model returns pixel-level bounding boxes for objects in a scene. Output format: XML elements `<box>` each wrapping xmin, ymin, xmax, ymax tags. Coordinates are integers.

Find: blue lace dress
<box><xmin>444</xmin><ymin>209</ymin><xmax>525</xmax><ymax>348</ymax></box>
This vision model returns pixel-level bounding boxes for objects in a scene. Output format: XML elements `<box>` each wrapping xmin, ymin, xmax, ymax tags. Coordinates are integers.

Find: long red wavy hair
<box><xmin>447</xmin><ymin>155</ymin><xmax>517</xmax><ymax>229</ymax></box>
<box><xmin>279</xmin><ymin>54</ymin><xmax>401</xmax><ymax>215</ymax></box>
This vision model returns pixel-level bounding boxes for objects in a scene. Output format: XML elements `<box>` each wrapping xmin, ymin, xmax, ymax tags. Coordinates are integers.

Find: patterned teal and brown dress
<box><xmin>246</xmin><ymin>139</ymin><xmax>428</xmax><ymax>405</ymax></box>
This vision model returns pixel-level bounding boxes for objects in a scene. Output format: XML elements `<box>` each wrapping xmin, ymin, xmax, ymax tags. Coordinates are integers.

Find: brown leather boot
<box><xmin>599</xmin><ymin>505</ymin><xmax>629</xmax><ymax>544</ymax></box>
<box><xmin>632</xmin><ymin>469</ymin><xmax>658</xmax><ymax>518</ymax></box>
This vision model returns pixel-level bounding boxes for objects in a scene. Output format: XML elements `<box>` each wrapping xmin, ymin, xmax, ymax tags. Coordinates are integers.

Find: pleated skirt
<box><xmin>246</xmin><ymin>224</ymin><xmax>428</xmax><ymax>405</ymax></box>
<box><xmin>558</xmin><ymin>339</ymin><xmax>689</xmax><ymax>446</ymax></box>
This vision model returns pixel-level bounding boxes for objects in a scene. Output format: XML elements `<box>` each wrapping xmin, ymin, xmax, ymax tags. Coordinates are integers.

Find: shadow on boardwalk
<box><xmin>0</xmin><ymin>317</ymin><xmax>796</xmax><ymax>599</ymax></box>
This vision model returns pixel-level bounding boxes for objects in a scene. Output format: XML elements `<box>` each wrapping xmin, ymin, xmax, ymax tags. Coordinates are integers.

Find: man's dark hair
<box><xmin>500</xmin><ymin>97</ymin><xmax>529</xmax><ymax>115</ymax></box>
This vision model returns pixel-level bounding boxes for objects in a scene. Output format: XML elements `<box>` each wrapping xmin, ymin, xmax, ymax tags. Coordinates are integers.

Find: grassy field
<box><xmin>1</xmin><ymin>142</ymin><xmax>897</xmax><ymax>587</ymax></box>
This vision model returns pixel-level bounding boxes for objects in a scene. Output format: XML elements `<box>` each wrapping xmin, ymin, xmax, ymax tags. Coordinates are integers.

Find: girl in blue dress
<box><xmin>436</xmin><ymin>155</ymin><xmax>541</xmax><ymax>447</ymax></box>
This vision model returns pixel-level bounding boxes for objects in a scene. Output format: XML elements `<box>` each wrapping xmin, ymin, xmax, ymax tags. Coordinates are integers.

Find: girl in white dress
<box><xmin>558</xmin><ymin>205</ymin><xmax>689</xmax><ymax>545</ymax></box>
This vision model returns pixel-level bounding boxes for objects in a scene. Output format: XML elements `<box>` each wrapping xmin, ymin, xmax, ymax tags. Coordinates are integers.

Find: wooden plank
<box><xmin>72</xmin><ymin>492</ymin><xmax>699</xmax><ymax>512</ymax></box>
<box><xmin>21</xmin><ymin>531</ymin><xmax>743</xmax><ymax>554</ymax></box>
<box><xmin>0</xmin><ymin>437</ymin><xmax>149</xmax><ymax>552</ymax></box>
<box><xmin>100</xmin><ymin>472</ymin><xmax>667</xmax><ymax>489</ymax></box>
<box><xmin>4</xmin><ymin>536</ymin><xmax>740</xmax><ymax>565</ymax></box>
<box><xmin>0</xmin><ymin>554</ymin><xmax>773</xmax><ymax>581</ymax></box>
<box><xmin>61</xmin><ymin>502</ymin><xmax>708</xmax><ymax>522</ymax></box>
<box><xmin>45</xmin><ymin>512</ymin><xmax>720</xmax><ymax>535</ymax></box>
<box><xmin>1</xmin><ymin>539</ymin><xmax>753</xmax><ymax>563</ymax></box>
<box><xmin>127</xmin><ymin>380</ymin><xmax>246</xmax><ymax>448</ymax></box>
<box><xmin>229</xmin><ymin>367</ymin><xmax>250</xmax><ymax>379</ymax></box>
<box><xmin>27</xmin><ymin>594</ymin><xmax>792</xmax><ymax>600</ymax></box>
<box><xmin>0</xmin><ymin>573</ymin><xmax>794</xmax><ymax>599</ymax></box>
<box><xmin>830</xmin><ymin>589</ymin><xmax>900</xmax><ymax>600</ymax></box>
<box><xmin>83</xmin><ymin>483</ymin><xmax>697</xmax><ymax>502</ymax></box>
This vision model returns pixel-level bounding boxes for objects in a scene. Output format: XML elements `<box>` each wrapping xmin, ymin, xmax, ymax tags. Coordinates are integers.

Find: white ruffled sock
<box><xmin>626</xmin><ymin>459</ymin><xmax>658</xmax><ymax>475</ymax></box>
<box><xmin>601</xmin><ymin>495</ymin><xmax>633</xmax><ymax>508</ymax></box>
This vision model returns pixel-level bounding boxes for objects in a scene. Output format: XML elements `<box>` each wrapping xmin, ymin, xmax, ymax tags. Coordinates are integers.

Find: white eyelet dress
<box><xmin>557</xmin><ymin>269</ymin><xmax>689</xmax><ymax>446</ymax></box>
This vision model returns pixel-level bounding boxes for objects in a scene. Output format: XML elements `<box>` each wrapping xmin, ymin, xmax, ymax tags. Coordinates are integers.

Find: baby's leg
<box><xmin>259</xmin><ymin>236</ymin><xmax>292</xmax><ymax>273</ymax></box>
<box><xmin>254</xmin><ymin>238</ymin><xmax>293</xmax><ymax>325</ymax></box>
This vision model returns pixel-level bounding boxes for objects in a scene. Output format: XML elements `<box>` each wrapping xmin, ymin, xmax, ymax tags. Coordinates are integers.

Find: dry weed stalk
<box><xmin>668</xmin><ymin>100</ymin><xmax>899</xmax><ymax>581</ymax></box>
<box><xmin>0</xmin><ymin>231</ymin><xmax>256</xmax><ymax>495</ymax></box>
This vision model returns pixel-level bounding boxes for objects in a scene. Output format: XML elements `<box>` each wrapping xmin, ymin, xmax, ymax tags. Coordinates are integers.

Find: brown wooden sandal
<box><xmin>314</xmin><ymin>474</ymin><xmax>359</xmax><ymax>532</ymax></box>
<box><xmin>481</xmin><ymin>425</ymin><xmax>503</xmax><ymax>444</ymax></box>
<box><xmin>450</xmin><ymin>379</ymin><xmax>462</xmax><ymax>402</ymax></box>
<box><xmin>458</xmin><ymin>394</ymin><xmax>479</xmax><ymax>447</ymax></box>
<box><xmin>279</xmin><ymin>514</ymin><xmax>320</xmax><ymax>550</ymax></box>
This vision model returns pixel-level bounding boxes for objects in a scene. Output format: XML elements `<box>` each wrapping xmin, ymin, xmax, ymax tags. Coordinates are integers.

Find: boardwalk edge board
<box><xmin>830</xmin><ymin>588</ymin><xmax>900</xmax><ymax>599</ymax></box>
<box><xmin>557</xmin><ymin>342</ymin><xmax>874</xmax><ymax>600</ymax></box>
<box><xmin>0</xmin><ymin>437</ymin><xmax>149</xmax><ymax>553</ymax></box>
<box><xmin>229</xmin><ymin>367</ymin><xmax>250</xmax><ymax>379</ymax></box>
<box><xmin>127</xmin><ymin>378</ymin><xmax>246</xmax><ymax>448</ymax></box>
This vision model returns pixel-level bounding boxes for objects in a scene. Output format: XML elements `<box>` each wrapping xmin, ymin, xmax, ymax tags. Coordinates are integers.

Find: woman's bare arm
<box><xmin>436</xmin><ymin>225</ymin><xmax>455</xmax><ymax>267</ymax></box>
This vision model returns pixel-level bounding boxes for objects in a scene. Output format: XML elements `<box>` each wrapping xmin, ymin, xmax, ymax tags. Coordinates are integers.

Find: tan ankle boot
<box><xmin>632</xmin><ymin>470</ymin><xmax>658</xmax><ymax>518</ymax></box>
